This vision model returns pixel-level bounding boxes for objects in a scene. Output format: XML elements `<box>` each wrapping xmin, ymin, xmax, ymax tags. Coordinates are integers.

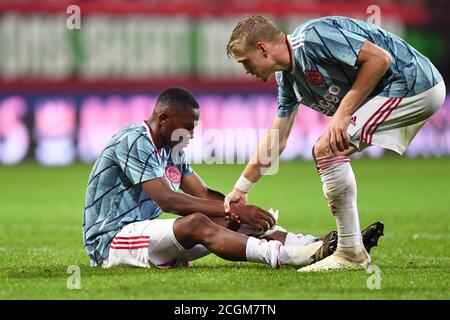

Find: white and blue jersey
<box><xmin>82</xmin><ymin>122</ymin><xmax>193</xmax><ymax>267</ymax></box>
<box><xmin>276</xmin><ymin>16</ymin><xmax>443</xmax><ymax>117</ymax></box>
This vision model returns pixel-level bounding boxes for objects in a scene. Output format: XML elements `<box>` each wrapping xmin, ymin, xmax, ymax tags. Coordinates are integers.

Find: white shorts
<box><xmin>102</xmin><ymin>219</ymin><xmax>210</xmax><ymax>269</ymax></box>
<box><xmin>347</xmin><ymin>81</ymin><xmax>446</xmax><ymax>155</ymax></box>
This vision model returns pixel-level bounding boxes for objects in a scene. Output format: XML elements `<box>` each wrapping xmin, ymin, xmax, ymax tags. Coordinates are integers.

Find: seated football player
<box><xmin>82</xmin><ymin>87</ymin><xmax>383</xmax><ymax>269</ymax></box>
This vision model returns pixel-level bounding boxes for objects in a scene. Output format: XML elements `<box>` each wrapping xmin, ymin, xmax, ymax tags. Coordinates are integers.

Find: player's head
<box><xmin>151</xmin><ymin>87</ymin><xmax>199</xmax><ymax>148</ymax></box>
<box><xmin>226</xmin><ymin>15</ymin><xmax>284</xmax><ymax>81</ymax></box>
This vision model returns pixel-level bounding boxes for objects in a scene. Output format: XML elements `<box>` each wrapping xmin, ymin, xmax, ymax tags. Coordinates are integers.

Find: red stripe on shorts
<box><xmin>361</xmin><ymin>98</ymin><xmax>395</xmax><ymax>144</ymax></box>
<box><xmin>111</xmin><ymin>235</ymin><xmax>150</xmax><ymax>249</ymax></box>
<box><xmin>114</xmin><ymin>236</ymin><xmax>150</xmax><ymax>240</ymax></box>
<box><xmin>110</xmin><ymin>245</ymin><xmax>149</xmax><ymax>250</ymax></box>
<box><xmin>112</xmin><ymin>240</ymin><xmax>150</xmax><ymax>245</ymax></box>
<box><xmin>367</xmin><ymin>98</ymin><xmax>403</xmax><ymax>144</ymax></box>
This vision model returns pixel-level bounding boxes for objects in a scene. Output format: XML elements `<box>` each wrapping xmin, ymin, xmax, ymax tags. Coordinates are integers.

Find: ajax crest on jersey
<box><xmin>165</xmin><ymin>165</ymin><xmax>181</xmax><ymax>183</ymax></box>
<box><xmin>305</xmin><ymin>70</ymin><xmax>325</xmax><ymax>85</ymax></box>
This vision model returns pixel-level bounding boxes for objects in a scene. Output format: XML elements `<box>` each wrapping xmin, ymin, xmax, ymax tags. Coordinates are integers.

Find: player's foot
<box><xmin>297</xmin><ymin>245</ymin><xmax>371</xmax><ymax>272</ymax></box>
<box><xmin>361</xmin><ymin>221</ymin><xmax>384</xmax><ymax>253</ymax></box>
<box><xmin>282</xmin><ymin>240</ymin><xmax>325</xmax><ymax>268</ymax></box>
<box><xmin>310</xmin><ymin>221</ymin><xmax>384</xmax><ymax>264</ymax></box>
<box><xmin>311</xmin><ymin>231</ymin><xmax>338</xmax><ymax>264</ymax></box>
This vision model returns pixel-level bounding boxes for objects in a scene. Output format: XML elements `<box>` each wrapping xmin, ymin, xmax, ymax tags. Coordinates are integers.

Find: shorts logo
<box><xmin>350</xmin><ymin>116</ymin><xmax>357</xmax><ymax>126</ymax></box>
<box><xmin>165</xmin><ymin>165</ymin><xmax>181</xmax><ymax>183</ymax></box>
<box><xmin>305</xmin><ymin>70</ymin><xmax>324</xmax><ymax>86</ymax></box>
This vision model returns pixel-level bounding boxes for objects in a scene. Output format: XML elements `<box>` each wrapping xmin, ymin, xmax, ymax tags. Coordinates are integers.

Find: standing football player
<box><xmin>224</xmin><ymin>16</ymin><xmax>445</xmax><ymax>271</ymax></box>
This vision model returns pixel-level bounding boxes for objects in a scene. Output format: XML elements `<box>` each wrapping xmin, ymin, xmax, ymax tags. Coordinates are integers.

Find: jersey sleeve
<box><xmin>172</xmin><ymin>149</ymin><xmax>194</xmax><ymax>178</ymax></box>
<box><xmin>276</xmin><ymin>71</ymin><xmax>300</xmax><ymax>118</ymax></box>
<box><xmin>115</xmin><ymin>133</ymin><xmax>165</xmax><ymax>185</ymax></box>
<box><xmin>180</xmin><ymin>160</ymin><xmax>193</xmax><ymax>178</ymax></box>
<box><xmin>303</xmin><ymin>21</ymin><xmax>367</xmax><ymax>67</ymax></box>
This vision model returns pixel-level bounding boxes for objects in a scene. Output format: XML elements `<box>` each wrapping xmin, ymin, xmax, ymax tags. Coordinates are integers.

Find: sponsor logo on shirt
<box><xmin>165</xmin><ymin>165</ymin><xmax>181</xmax><ymax>183</ymax></box>
<box><xmin>305</xmin><ymin>70</ymin><xmax>325</xmax><ymax>86</ymax></box>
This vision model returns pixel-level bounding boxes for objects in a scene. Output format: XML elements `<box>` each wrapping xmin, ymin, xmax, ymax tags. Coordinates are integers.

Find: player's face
<box><xmin>235</xmin><ymin>45</ymin><xmax>274</xmax><ymax>81</ymax></box>
<box><xmin>164</xmin><ymin>108</ymin><xmax>199</xmax><ymax>149</ymax></box>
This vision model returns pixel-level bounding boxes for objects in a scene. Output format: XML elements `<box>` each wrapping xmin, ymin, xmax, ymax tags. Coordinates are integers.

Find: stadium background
<box><xmin>0</xmin><ymin>0</ymin><xmax>449</xmax><ymax>300</ymax></box>
<box><xmin>1</xmin><ymin>0</ymin><xmax>449</xmax><ymax>165</ymax></box>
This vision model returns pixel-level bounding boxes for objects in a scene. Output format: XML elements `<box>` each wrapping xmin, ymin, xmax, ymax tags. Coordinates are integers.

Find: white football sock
<box><xmin>316</xmin><ymin>156</ymin><xmax>362</xmax><ymax>249</ymax></box>
<box><xmin>245</xmin><ymin>237</ymin><xmax>321</xmax><ymax>268</ymax></box>
<box><xmin>246</xmin><ymin>237</ymin><xmax>281</xmax><ymax>268</ymax></box>
<box><xmin>285</xmin><ymin>233</ymin><xmax>317</xmax><ymax>246</ymax></box>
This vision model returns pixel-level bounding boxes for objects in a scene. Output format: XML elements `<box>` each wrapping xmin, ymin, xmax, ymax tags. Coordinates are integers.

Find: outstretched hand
<box><xmin>224</xmin><ymin>187</ymin><xmax>248</xmax><ymax>213</ymax></box>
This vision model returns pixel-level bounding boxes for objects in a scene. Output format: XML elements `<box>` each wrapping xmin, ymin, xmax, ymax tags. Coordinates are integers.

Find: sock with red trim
<box><xmin>285</xmin><ymin>233</ymin><xmax>317</xmax><ymax>246</ymax></box>
<box><xmin>246</xmin><ymin>237</ymin><xmax>328</xmax><ymax>268</ymax></box>
<box><xmin>316</xmin><ymin>156</ymin><xmax>362</xmax><ymax>249</ymax></box>
<box><xmin>245</xmin><ymin>237</ymin><xmax>288</xmax><ymax>268</ymax></box>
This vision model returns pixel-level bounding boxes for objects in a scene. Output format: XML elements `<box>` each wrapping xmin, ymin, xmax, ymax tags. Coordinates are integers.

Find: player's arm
<box><xmin>242</xmin><ymin>108</ymin><xmax>298</xmax><ymax>181</ymax></box>
<box><xmin>180</xmin><ymin>172</ymin><xmax>226</xmax><ymax>201</ymax></box>
<box><xmin>180</xmin><ymin>173</ymin><xmax>242</xmax><ymax>226</ymax></box>
<box><xmin>142</xmin><ymin>178</ymin><xmax>275</xmax><ymax>231</ymax></box>
<box><xmin>346</xmin><ymin>40</ymin><xmax>392</xmax><ymax>106</ymax></box>
<box><xmin>329</xmin><ymin>40</ymin><xmax>392</xmax><ymax>153</ymax></box>
<box><xmin>224</xmin><ymin>108</ymin><xmax>299</xmax><ymax>211</ymax></box>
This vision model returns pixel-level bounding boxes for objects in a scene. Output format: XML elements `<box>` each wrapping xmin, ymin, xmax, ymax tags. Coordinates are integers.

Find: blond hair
<box><xmin>226</xmin><ymin>15</ymin><xmax>283</xmax><ymax>58</ymax></box>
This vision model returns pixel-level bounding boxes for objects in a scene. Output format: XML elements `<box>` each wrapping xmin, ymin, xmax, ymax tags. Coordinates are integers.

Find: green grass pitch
<box><xmin>0</xmin><ymin>157</ymin><xmax>449</xmax><ymax>299</ymax></box>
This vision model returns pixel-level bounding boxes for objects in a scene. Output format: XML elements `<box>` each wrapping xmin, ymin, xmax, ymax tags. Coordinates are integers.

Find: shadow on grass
<box><xmin>1</xmin><ymin>262</ymin><xmax>275</xmax><ymax>279</ymax></box>
<box><xmin>5</xmin><ymin>259</ymin><xmax>449</xmax><ymax>280</ymax></box>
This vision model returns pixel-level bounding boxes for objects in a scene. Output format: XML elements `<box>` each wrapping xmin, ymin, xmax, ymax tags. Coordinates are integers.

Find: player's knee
<box><xmin>313</xmin><ymin>136</ymin><xmax>357</xmax><ymax>161</ymax></box>
<box><xmin>312</xmin><ymin>138</ymin><xmax>333</xmax><ymax>160</ymax></box>
<box><xmin>185</xmin><ymin>212</ymin><xmax>218</xmax><ymax>245</ymax></box>
<box><xmin>174</xmin><ymin>213</ymin><xmax>213</xmax><ymax>246</ymax></box>
<box><xmin>185</xmin><ymin>212</ymin><xmax>214</xmax><ymax>235</ymax></box>
<box><xmin>185</xmin><ymin>212</ymin><xmax>210</xmax><ymax>227</ymax></box>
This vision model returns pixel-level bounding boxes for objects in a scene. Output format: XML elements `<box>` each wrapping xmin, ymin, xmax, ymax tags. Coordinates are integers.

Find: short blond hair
<box><xmin>226</xmin><ymin>15</ymin><xmax>283</xmax><ymax>58</ymax></box>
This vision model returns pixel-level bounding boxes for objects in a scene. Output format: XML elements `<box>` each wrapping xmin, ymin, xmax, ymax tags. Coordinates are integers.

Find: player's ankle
<box><xmin>336</xmin><ymin>245</ymin><xmax>369</xmax><ymax>261</ymax></box>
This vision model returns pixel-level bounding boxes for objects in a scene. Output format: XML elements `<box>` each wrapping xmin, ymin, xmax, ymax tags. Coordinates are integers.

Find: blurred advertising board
<box><xmin>1</xmin><ymin>93</ymin><xmax>449</xmax><ymax>166</ymax></box>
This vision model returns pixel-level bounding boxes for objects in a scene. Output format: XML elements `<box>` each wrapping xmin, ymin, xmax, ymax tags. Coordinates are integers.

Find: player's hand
<box><xmin>325</xmin><ymin>113</ymin><xmax>352</xmax><ymax>154</ymax></box>
<box><xmin>224</xmin><ymin>212</ymin><xmax>240</xmax><ymax>223</ymax></box>
<box><xmin>230</xmin><ymin>204</ymin><xmax>275</xmax><ymax>232</ymax></box>
<box><xmin>224</xmin><ymin>187</ymin><xmax>248</xmax><ymax>213</ymax></box>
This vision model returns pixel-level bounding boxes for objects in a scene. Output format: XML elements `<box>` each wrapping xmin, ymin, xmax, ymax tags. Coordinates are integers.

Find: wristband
<box><xmin>234</xmin><ymin>175</ymin><xmax>255</xmax><ymax>193</ymax></box>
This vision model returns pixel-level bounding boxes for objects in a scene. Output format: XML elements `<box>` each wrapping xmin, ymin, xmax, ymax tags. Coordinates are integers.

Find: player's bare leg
<box><xmin>186</xmin><ymin>217</ymin><xmax>322</xmax><ymax>264</ymax></box>
<box><xmin>171</xmin><ymin>218</ymin><xmax>241</xmax><ymax>263</ymax></box>
<box><xmin>212</xmin><ymin>217</ymin><xmax>317</xmax><ymax>246</ymax></box>
<box><xmin>173</xmin><ymin>212</ymin><xmax>324</xmax><ymax>268</ymax></box>
<box><xmin>210</xmin><ymin>217</ymin><xmax>241</xmax><ymax>232</ymax></box>
<box><xmin>298</xmin><ymin>136</ymin><xmax>370</xmax><ymax>272</ymax></box>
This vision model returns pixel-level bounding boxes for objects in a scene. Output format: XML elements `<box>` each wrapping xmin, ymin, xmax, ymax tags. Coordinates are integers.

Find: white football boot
<box><xmin>297</xmin><ymin>245</ymin><xmax>371</xmax><ymax>272</ymax></box>
<box><xmin>282</xmin><ymin>240</ymin><xmax>325</xmax><ymax>268</ymax></box>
